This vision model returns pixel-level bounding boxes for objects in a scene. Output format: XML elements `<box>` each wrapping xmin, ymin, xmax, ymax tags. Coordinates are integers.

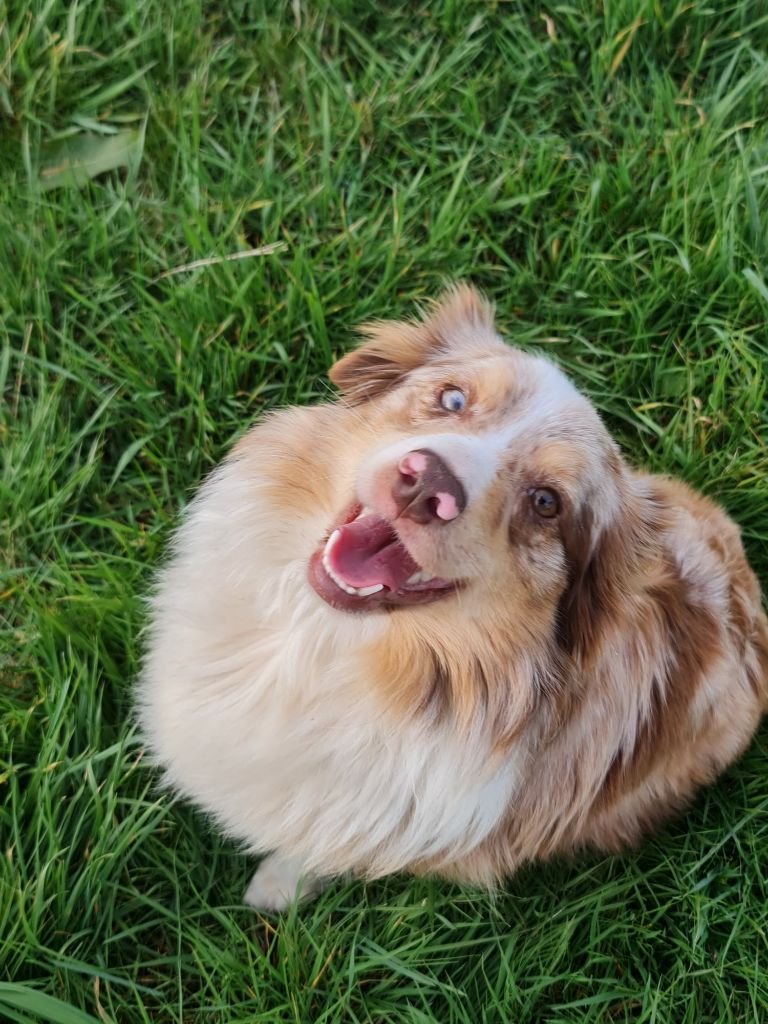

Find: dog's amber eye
<box><xmin>530</xmin><ymin>488</ymin><xmax>559</xmax><ymax>518</ymax></box>
<box><xmin>439</xmin><ymin>388</ymin><xmax>466</xmax><ymax>413</ymax></box>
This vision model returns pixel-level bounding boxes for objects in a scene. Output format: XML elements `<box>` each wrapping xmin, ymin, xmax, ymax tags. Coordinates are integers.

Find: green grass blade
<box><xmin>0</xmin><ymin>986</ymin><xmax>101</xmax><ymax>1024</ymax></box>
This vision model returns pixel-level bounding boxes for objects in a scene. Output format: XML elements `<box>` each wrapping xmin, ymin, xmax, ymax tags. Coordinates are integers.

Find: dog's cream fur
<box><xmin>138</xmin><ymin>286</ymin><xmax>768</xmax><ymax>910</ymax></box>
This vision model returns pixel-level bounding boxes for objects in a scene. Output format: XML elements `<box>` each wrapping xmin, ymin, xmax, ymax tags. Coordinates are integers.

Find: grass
<box><xmin>2</xmin><ymin>0</ymin><xmax>768</xmax><ymax>1020</ymax></box>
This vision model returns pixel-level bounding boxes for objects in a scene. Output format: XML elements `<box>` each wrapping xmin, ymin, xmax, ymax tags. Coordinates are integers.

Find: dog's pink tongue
<box><xmin>329</xmin><ymin>515</ymin><xmax>419</xmax><ymax>590</ymax></box>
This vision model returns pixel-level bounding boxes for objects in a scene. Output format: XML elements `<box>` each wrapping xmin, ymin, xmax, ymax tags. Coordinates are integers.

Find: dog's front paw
<box><xmin>244</xmin><ymin>853</ymin><xmax>321</xmax><ymax>913</ymax></box>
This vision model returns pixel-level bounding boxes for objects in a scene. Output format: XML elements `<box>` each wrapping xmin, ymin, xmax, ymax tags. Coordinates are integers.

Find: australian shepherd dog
<box><xmin>138</xmin><ymin>286</ymin><xmax>767</xmax><ymax>910</ymax></box>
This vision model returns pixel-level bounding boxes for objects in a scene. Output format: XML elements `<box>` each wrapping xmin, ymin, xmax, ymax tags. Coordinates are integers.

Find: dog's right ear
<box><xmin>330</xmin><ymin>284</ymin><xmax>497</xmax><ymax>405</ymax></box>
<box><xmin>329</xmin><ymin>320</ymin><xmax>439</xmax><ymax>405</ymax></box>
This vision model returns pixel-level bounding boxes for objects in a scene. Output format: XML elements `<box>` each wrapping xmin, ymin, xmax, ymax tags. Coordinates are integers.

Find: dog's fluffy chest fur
<box><xmin>140</xmin><ymin>459</ymin><xmax>524</xmax><ymax>879</ymax></box>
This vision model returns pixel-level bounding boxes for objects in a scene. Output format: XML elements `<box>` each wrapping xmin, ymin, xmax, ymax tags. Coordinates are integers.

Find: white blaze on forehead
<box><xmin>511</xmin><ymin>358</ymin><xmax>583</xmax><ymax>430</ymax></box>
<box><xmin>359</xmin><ymin>356</ymin><xmax>587</xmax><ymax>504</ymax></box>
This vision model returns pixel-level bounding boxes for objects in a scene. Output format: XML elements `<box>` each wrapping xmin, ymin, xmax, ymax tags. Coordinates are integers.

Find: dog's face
<box><xmin>309</xmin><ymin>286</ymin><xmax>625</xmax><ymax>629</ymax></box>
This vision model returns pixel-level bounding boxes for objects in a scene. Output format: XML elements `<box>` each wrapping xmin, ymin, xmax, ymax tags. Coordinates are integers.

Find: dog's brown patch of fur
<box><xmin>596</xmin><ymin>554</ymin><xmax>721</xmax><ymax>804</ymax></box>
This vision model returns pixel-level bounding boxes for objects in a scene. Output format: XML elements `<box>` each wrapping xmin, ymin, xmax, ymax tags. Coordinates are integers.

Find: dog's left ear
<box><xmin>330</xmin><ymin>284</ymin><xmax>497</xmax><ymax>404</ymax></box>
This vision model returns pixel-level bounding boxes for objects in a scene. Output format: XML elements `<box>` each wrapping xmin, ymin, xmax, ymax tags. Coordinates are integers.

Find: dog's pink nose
<box><xmin>393</xmin><ymin>449</ymin><xmax>467</xmax><ymax>524</ymax></box>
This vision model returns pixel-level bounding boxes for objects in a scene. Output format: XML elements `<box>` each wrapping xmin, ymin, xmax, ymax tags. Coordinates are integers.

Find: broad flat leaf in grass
<box><xmin>39</xmin><ymin>126</ymin><xmax>144</xmax><ymax>191</ymax></box>
<box><xmin>0</xmin><ymin>983</ymin><xmax>101</xmax><ymax>1024</ymax></box>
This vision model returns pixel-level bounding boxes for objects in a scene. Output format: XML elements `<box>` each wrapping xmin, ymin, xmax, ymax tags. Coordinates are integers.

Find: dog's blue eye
<box><xmin>439</xmin><ymin>388</ymin><xmax>466</xmax><ymax>413</ymax></box>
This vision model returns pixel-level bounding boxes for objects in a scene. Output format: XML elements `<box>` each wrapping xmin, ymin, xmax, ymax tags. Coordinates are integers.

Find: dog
<box><xmin>138</xmin><ymin>285</ymin><xmax>768</xmax><ymax>911</ymax></box>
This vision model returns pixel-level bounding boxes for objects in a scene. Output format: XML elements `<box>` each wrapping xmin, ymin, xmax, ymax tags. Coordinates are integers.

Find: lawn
<box><xmin>2</xmin><ymin>0</ymin><xmax>768</xmax><ymax>1020</ymax></box>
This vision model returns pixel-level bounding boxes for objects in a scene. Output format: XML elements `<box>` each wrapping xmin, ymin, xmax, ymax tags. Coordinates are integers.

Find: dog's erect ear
<box><xmin>329</xmin><ymin>284</ymin><xmax>497</xmax><ymax>404</ymax></box>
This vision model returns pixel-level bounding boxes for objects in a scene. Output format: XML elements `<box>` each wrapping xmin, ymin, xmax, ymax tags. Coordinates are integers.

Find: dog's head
<box><xmin>308</xmin><ymin>285</ymin><xmax>635</xmax><ymax>655</ymax></box>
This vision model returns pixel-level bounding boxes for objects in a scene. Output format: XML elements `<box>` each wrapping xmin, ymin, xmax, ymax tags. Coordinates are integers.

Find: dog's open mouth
<box><xmin>309</xmin><ymin>504</ymin><xmax>458</xmax><ymax>612</ymax></box>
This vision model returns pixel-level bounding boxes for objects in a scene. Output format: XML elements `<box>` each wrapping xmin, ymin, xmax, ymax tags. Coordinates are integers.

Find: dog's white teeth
<box><xmin>405</xmin><ymin>570</ymin><xmax>434</xmax><ymax>585</ymax></box>
<box><xmin>324</xmin><ymin>529</ymin><xmax>341</xmax><ymax>558</ymax></box>
<box><xmin>331</xmin><ymin>574</ymin><xmax>384</xmax><ymax>597</ymax></box>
